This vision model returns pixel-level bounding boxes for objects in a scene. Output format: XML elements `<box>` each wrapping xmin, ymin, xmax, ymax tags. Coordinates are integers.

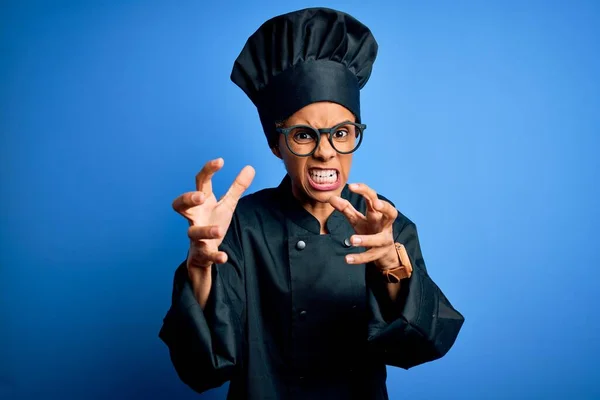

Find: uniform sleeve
<box><xmin>158</xmin><ymin>217</ymin><xmax>246</xmax><ymax>393</ymax></box>
<box><xmin>366</xmin><ymin>219</ymin><xmax>465</xmax><ymax>370</ymax></box>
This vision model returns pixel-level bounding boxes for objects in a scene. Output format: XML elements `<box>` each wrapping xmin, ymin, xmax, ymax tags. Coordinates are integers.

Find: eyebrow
<box><xmin>288</xmin><ymin>119</ymin><xmax>354</xmax><ymax>128</ymax></box>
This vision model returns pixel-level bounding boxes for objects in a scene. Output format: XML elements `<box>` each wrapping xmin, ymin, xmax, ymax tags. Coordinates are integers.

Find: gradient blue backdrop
<box><xmin>2</xmin><ymin>1</ymin><xmax>599</xmax><ymax>399</ymax></box>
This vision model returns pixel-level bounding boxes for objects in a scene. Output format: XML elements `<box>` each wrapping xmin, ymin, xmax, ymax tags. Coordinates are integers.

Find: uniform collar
<box><xmin>276</xmin><ymin>175</ymin><xmax>352</xmax><ymax>235</ymax></box>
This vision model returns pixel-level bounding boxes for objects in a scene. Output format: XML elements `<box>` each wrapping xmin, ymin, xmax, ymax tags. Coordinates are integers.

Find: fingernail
<box><xmin>351</xmin><ymin>237</ymin><xmax>362</xmax><ymax>245</ymax></box>
<box><xmin>375</xmin><ymin>200</ymin><xmax>383</xmax><ymax>210</ymax></box>
<box><xmin>210</xmin><ymin>226</ymin><xmax>220</xmax><ymax>236</ymax></box>
<box><xmin>192</xmin><ymin>193</ymin><xmax>202</xmax><ymax>203</ymax></box>
<box><xmin>346</xmin><ymin>255</ymin><xmax>355</xmax><ymax>263</ymax></box>
<box><xmin>349</xmin><ymin>184</ymin><xmax>358</xmax><ymax>190</ymax></box>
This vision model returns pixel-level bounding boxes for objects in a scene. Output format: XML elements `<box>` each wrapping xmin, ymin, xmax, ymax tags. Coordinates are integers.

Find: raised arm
<box><xmin>159</xmin><ymin>158</ymin><xmax>255</xmax><ymax>393</ymax></box>
<box><xmin>366</xmin><ymin>220</ymin><xmax>465</xmax><ymax>369</ymax></box>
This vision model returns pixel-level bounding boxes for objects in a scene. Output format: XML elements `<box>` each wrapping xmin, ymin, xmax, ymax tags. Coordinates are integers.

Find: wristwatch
<box><xmin>381</xmin><ymin>243</ymin><xmax>413</xmax><ymax>283</ymax></box>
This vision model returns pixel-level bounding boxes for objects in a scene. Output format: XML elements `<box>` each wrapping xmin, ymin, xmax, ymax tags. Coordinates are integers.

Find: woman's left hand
<box><xmin>328</xmin><ymin>183</ymin><xmax>405</xmax><ymax>272</ymax></box>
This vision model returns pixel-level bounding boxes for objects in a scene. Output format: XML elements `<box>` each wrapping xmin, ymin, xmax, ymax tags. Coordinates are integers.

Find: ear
<box><xmin>271</xmin><ymin>144</ymin><xmax>282</xmax><ymax>159</ymax></box>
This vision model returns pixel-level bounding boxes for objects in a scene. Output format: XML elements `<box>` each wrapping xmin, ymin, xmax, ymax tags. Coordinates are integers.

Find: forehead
<box><xmin>286</xmin><ymin>101</ymin><xmax>355</xmax><ymax>127</ymax></box>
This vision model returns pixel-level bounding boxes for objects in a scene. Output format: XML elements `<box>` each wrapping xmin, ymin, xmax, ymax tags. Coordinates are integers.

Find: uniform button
<box><xmin>296</xmin><ymin>240</ymin><xmax>306</xmax><ymax>250</ymax></box>
<box><xmin>352</xmin><ymin>305</ymin><xmax>357</xmax><ymax>310</ymax></box>
<box><xmin>299</xmin><ymin>310</ymin><xmax>307</xmax><ymax>320</ymax></box>
<box><xmin>343</xmin><ymin>238</ymin><xmax>352</xmax><ymax>247</ymax></box>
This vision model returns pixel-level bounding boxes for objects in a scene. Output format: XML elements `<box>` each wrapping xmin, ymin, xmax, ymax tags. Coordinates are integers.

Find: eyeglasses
<box><xmin>276</xmin><ymin>121</ymin><xmax>366</xmax><ymax>157</ymax></box>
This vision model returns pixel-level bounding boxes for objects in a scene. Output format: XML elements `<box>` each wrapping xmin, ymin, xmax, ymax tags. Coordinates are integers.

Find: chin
<box><xmin>306</xmin><ymin>184</ymin><xmax>344</xmax><ymax>203</ymax></box>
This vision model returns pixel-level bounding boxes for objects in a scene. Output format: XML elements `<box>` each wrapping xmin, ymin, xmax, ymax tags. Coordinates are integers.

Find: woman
<box><xmin>159</xmin><ymin>7</ymin><xmax>464</xmax><ymax>399</ymax></box>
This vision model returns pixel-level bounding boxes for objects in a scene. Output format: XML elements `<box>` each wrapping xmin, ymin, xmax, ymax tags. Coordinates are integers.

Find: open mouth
<box><xmin>307</xmin><ymin>168</ymin><xmax>340</xmax><ymax>190</ymax></box>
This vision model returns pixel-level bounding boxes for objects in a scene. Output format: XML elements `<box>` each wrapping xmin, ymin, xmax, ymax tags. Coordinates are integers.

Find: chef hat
<box><xmin>230</xmin><ymin>7</ymin><xmax>378</xmax><ymax>147</ymax></box>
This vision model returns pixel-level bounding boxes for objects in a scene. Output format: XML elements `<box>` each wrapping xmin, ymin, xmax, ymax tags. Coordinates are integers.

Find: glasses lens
<box><xmin>330</xmin><ymin>123</ymin><xmax>362</xmax><ymax>154</ymax></box>
<box><xmin>286</xmin><ymin>126</ymin><xmax>319</xmax><ymax>156</ymax></box>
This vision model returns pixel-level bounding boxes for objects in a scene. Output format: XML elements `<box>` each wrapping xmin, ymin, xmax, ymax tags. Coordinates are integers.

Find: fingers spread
<box><xmin>221</xmin><ymin>165</ymin><xmax>256</xmax><ymax>211</ymax></box>
<box><xmin>375</xmin><ymin>199</ymin><xmax>398</xmax><ymax>226</ymax></box>
<box><xmin>210</xmin><ymin>251</ymin><xmax>229</xmax><ymax>265</ymax></box>
<box><xmin>328</xmin><ymin>195</ymin><xmax>366</xmax><ymax>226</ymax></box>
<box><xmin>188</xmin><ymin>249</ymin><xmax>228</xmax><ymax>269</ymax></box>
<box><xmin>349</xmin><ymin>183</ymin><xmax>398</xmax><ymax>226</ymax></box>
<box><xmin>172</xmin><ymin>191</ymin><xmax>205</xmax><ymax>213</ymax></box>
<box><xmin>350</xmin><ymin>231</ymin><xmax>393</xmax><ymax>248</ymax></box>
<box><xmin>349</xmin><ymin>183</ymin><xmax>379</xmax><ymax>211</ymax></box>
<box><xmin>345</xmin><ymin>247</ymin><xmax>388</xmax><ymax>265</ymax></box>
<box><xmin>195</xmin><ymin>158</ymin><xmax>224</xmax><ymax>194</ymax></box>
<box><xmin>188</xmin><ymin>225</ymin><xmax>223</xmax><ymax>241</ymax></box>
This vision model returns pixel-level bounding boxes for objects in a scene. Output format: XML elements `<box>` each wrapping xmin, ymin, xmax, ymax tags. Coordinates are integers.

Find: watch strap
<box><xmin>381</xmin><ymin>242</ymin><xmax>413</xmax><ymax>283</ymax></box>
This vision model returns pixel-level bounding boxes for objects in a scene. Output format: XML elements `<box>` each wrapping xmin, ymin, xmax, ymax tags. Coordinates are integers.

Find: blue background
<box><xmin>2</xmin><ymin>0</ymin><xmax>599</xmax><ymax>399</ymax></box>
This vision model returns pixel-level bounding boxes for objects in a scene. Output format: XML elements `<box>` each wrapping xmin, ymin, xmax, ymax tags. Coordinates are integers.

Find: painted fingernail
<box><xmin>346</xmin><ymin>255</ymin><xmax>355</xmax><ymax>263</ymax></box>
<box><xmin>351</xmin><ymin>237</ymin><xmax>362</xmax><ymax>245</ymax></box>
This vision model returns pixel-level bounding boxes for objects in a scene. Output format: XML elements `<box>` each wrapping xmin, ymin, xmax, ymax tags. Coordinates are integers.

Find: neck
<box><xmin>291</xmin><ymin>185</ymin><xmax>335</xmax><ymax>234</ymax></box>
<box><xmin>304</xmin><ymin>201</ymin><xmax>334</xmax><ymax>234</ymax></box>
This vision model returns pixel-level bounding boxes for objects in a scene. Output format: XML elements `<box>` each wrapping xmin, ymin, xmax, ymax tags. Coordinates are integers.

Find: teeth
<box><xmin>309</xmin><ymin>169</ymin><xmax>337</xmax><ymax>184</ymax></box>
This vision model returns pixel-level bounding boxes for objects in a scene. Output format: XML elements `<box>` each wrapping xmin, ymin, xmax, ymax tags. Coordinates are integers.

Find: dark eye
<box><xmin>332</xmin><ymin>129</ymin><xmax>349</xmax><ymax>139</ymax></box>
<box><xmin>292</xmin><ymin>129</ymin><xmax>316</xmax><ymax>143</ymax></box>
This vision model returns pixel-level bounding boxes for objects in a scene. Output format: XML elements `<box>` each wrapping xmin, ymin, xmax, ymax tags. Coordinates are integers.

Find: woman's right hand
<box><xmin>172</xmin><ymin>158</ymin><xmax>255</xmax><ymax>274</ymax></box>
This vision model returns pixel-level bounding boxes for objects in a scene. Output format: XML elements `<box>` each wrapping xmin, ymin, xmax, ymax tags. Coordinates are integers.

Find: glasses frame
<box><xmin>275</xmin><ymin>120</ymin><xmax>366</xmax><ymax>157</ymax></box>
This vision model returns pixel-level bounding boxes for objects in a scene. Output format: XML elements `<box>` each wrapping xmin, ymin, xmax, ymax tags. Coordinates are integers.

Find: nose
<box><xmin>312</xmin><ymin>133</ymin><xmax>336</xmax><ymax>161</ymax></box>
